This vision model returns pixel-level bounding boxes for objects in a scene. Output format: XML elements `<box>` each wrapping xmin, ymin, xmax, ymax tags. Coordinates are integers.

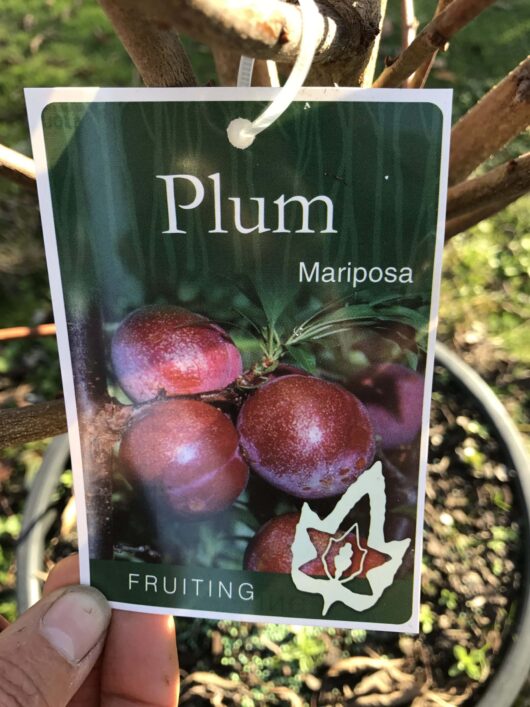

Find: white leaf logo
<box><xmin>291</xmin><ymin>461</ymin><xmax>411</xmax><ymax>615</ymax></box>
<box><xmin>333</xmin><ymin>541</ymin><xmax>354</xmax><ymax>581</ymax></box>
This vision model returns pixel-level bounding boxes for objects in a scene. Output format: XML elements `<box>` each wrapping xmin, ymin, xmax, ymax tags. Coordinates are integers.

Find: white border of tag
<box><xmin>25</xmin><ymin>86</ymin><xmax>452</xmax><ymax>632</ymax></box>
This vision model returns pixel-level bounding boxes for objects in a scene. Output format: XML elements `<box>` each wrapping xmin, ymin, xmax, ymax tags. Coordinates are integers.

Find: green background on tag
<box><xmin>42</xmin><ymin>99</ymin><xmax>442</xmax><ymax>326</ymax></box>
<box><xmin>43</xmin><ymin>98</ymin><xmax>443</xmax><ymax>625</ymax></box>
<box><xmin>91</xmin><ymin>559</ymin><xmax>414</xmax><ymax>624</ymax></box>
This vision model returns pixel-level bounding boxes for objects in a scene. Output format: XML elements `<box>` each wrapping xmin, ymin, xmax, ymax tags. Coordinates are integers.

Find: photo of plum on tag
<box><xmin>26</xmin><ymin>87</ymin><xmax>452</xmax><ymax>631</ymax></box>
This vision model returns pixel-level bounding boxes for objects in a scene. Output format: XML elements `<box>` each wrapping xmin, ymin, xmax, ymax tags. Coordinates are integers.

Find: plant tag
<box><xmin>26</xmin><ymin>87</ymin><xmax>451</xmax><ymax>631</ymax></box>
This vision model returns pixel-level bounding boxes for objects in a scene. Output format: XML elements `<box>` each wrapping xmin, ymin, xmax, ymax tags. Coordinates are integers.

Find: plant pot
<box><xmin>15</xmin><ymin>342</ymin><xmax>530</xmax><ymax>705</ymax></box>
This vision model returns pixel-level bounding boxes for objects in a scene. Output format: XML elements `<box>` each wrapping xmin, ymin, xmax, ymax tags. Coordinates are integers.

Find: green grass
<box><xmin>0</xmin><ymin>0</ymin><xmax>134</xmax><ymax>149</ymax></box>
<box><xmin>439</xmin><ymin>197</ymin><xmax>530</xmax><ymax>439</ymax></box>
<box><xmin>440</xmin><ymin>197</ymin><xmax>530</xmax><ymax>364</ymax></box>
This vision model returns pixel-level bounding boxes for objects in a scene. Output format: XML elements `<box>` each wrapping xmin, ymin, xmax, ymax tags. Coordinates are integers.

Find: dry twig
<box><xmin>401</xmin><ymin>0</ymin><xmax>418</xmax><ymax>52</ymax></box>
<box><xmin>401</xmin><ymin>0</ymin><xmax>418</xmax><ymax>87</ymax></box>
<box><xmin>328</xmin><ymin>655</ymin><xmax>406</xmax><ymax>677</ymax></box>
<box><xmin>408</xmin><ymin>0</ymin><xmax>453</xmax><ymax>89</ymax></box>
<box><xmin>355</xmin><ymin>685</ymin><xmax>421</xmax><ymax>706</ymax></box>
<box><xmin>0</xmin><ymin>143</ymin><xmax>36</xmax><ymax>192</ymax></box>
<box><xmin>0</xmin><ymin>323</ymin><xmax>56</xmax><ymax>341</ymax></box>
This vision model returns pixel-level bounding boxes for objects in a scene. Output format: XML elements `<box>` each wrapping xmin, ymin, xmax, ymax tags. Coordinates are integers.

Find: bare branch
<box><xmin>67</xmin><ymin>305</ymin><xmax>115</xmax><ymax>558</ymax></box>
<box><xmin>0</xmin><ymin>323</ymin><xmax>56</xmax><ymax>342</ymax></box>
<box><xmin>307</xmin><ymin>0</ymin><xmax>385</xmax><ymax>86</ymax></box>
<box><xmin>107</xmin><ymin>0</ymin><xmax>331</xmax><ymax>63</ymax></box>
<box><xmin>401</xmin><ymin>0</ymin><xmax>418</xmax><ymax>87</ymax></box>
<box><xmin>212</xmin><ymin>48</ymin><xmax>242</xmax><ymax>86</ymax></box>
<box><xmin>401</xmin><ymin>0</ymin><xmax>418</xmax><ymax>52</ymax></box>
<box><xmin>407</xmin><ymin>53</ymin><xmax>436</xmax><ymax>90</ymax></box>
<box><xmin>99</xmin><ymin>0</ymin><xmax>197</xmax><ymax>87</ymax></box>
<box><xmin>0</xmin><ymin>400</ymin><xmax>67</xmax><ymax>448</ymax></box>
<box><xmin>445</xmin><ymin>191</ymin><xmax>529</xmax><ymax>240</ymax></box>
<box><xmin>255</xmin><ymin>61</ymin><xmax>280</xmax><ymax>88</ymax></box>
<box><xmin>447</xmin><ymin>152</ymin><xmax>530</xmax><ymax>220</ymax></box>
<box><xmin>0</xmin><ymin>388</ymin><xmax>238</xmax><ymax>449</ymax></box>
<box><xmin>373</xmin><ymin>0</ymin><xmax>495</xmax><ymax>88</ymax></box>
<box><xmin>408</xmin><ymin>0</ymin><xmax>453</xmax><ymax>89</ymax></box>
<box><xmin>449</xmin><ymin>56</ymin><xmax>530</xmax><ymax>185</ymax></box>
<box><xmin>0</xmin><ymin>143</ymin><xmax>36</xmax><ymax>192</ymax></box>
<box><xmin>105</xmin><ymin>0</ymin><xmax>384</xmax><ymax>86</ymax></box>
<box><xmin>361</xmin><ymin>0</ymin><xmax>388</xmax><ymax>87</ymax></box>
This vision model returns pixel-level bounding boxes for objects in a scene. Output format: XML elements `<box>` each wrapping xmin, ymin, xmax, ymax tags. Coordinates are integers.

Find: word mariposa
<box><xmin>299</xmin><ymin>261</ymin><xmax>414</xmax><ymax>288</ymax></box>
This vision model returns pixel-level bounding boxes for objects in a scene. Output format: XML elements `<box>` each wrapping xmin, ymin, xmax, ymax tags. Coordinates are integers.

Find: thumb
<box><xmin>0</xmin><ymin>585</ymin><xmax>111</xmax><ymax>707</ymax></box>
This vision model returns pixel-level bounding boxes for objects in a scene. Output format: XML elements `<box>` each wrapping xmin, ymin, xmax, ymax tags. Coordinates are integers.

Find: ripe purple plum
<box><xmin>237</xmin><ymin>374</ymin><xmax>375</xmax><ymax>499</ymax></box>
<box><xmin>111</xmin><ymin>304</ymin><xmax>242</xmax><ymax>402</ymax></box>
<box><xmin>244</xmin><ymin>513</ymin><xmax>388</xmax><ymax>577</ymax></box>
<box><xmin>119</xmin><ymin>399</ymin><xmax>248</xmax><ymax>517</ymax></box>
<box><xmin>347</xmin><ymin>363</ymin><xmax>424</xmax><ymax>450</ymax></box>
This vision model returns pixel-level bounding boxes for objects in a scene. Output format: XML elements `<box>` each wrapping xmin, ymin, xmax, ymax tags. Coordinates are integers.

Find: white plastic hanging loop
<box><xmin>237</xmin><ymin>56</ymin><xmax>256</xmax><ymax>88</ymax></box>
<box><xmin>227</xmin><ymin>0</ymin><xmax>321</xmax><ymax>149</ymax></box>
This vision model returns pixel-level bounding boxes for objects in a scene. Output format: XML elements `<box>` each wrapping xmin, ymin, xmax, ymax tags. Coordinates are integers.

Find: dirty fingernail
<box><xmin>40</xmin><ymin>587</ymin><xmax>111</xmax><ymax>663</ymax></box>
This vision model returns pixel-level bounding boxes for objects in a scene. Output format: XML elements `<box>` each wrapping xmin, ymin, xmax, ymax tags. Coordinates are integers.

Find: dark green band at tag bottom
<box><xmin>90</xmin><ymin>559</ymin><xmax>414</xmax><ymax>625</ymax></box>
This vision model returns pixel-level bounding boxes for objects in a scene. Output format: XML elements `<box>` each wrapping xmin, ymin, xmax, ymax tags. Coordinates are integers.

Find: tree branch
<box><xmin>105</xmin><ymin>0</ymin><xmax>331</xmax><ymax>63</ymax></box>
<box><xmin>373</xmin><ymin>0</ymin><xmax>495</xmax><ymax>88</ymax></box>
<box><xmin>103</xmin><ymin>0</ymin><xmax>384</xmax><ymax>86</ymax></box>
<box><xmin>0</xmin><ymin>400</ymin><xmax>67</xmax><ymax>448</ymax></box>
<box><xmin>254</xmin><ymin>61</ymin><xmax>280</xmax><ymax>88</ymax></box>
<box><xmin>361</xmin><ymin>0</ymin><xmax>388</xmax><ymax>87</ymax></box>
<box><xmin>449</xmin><ymin>56</ymin><xmax>530</xmax><ymax>185</ymax></box>
<box><xmin>212</xmin><ymin>48</ymin><xmax>243</xmax><ymax>86</ymax></box>
<box><xmin>0</xmin><ymin>324</ymin><xmax>56</xmax><ymax>342</ymax></box>
<box><xmin>447</xmin><ymin>152</ymin><xmax>530</xmax><ymax>220</ymax></box>
<box><xmin>99</xmin><ymin>0</ymin><xmax>197</xmax><ymax>87</ymax></box>
<box><xmin>401</xmin><ymin>0</ymin><xmax>418</xmax><ymax>87</ymax></box>
<box><xmin>0</xmin><ymin>143</ymin><xmax>36</xmax><ymax>192</ymax></box>
<box><xmin>408</xmin><ymin>0</ymin><xmax>453</xmax><ymax>89</ymax></box>
<box><xmin>0</xmin><ymin>383</ymin><xmax>245</xmax><ymax>449</ymax></box>
<box><xmin>401</xmin><ymin>0</ymin><xmax>418</xmax><ymax>52</ymax></box>
<box><xmin>307</xmin><ymin>0</ymin><xmax>385</xmax><ymax>86</ymax></box>
<box><xmin>445</xmin><ymin>190</ymin><xmax>529</xmax><ymax>240</ymax></box>
<box><xmin>67</xmin><ymin>304</ymin><xmax>117</xmax><ymax>559</ymax></box>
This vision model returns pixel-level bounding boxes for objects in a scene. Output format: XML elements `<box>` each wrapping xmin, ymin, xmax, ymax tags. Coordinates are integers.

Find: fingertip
<box><xmin>41</xmin><ymin>585</ymin><xmax>111</xmax><ymax>664</ymax></box>
<box><xmin>0</xmin><ymin>584</ymin><xmax>111</xmax><ymax>706</ymax></box>
<box><xmin>101</xmin><ymin>609</ymin><xmax>179</xmax><ymax>705</ymax></box>
<box><xmin>43</xmin><ymin>554</ymin><xmax>80</xmax><ymax>596</ymax></box>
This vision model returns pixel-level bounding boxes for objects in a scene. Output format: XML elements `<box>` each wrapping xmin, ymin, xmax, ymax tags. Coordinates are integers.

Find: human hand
<box><xmin>0</xmin><ymin>555</ymin><xmax>179</xmax><ymax>706</ymax></box>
